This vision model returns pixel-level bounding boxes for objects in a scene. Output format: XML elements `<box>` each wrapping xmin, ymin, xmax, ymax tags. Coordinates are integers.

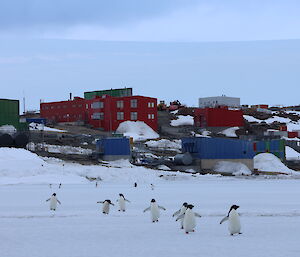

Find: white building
<box><xmin>199</xmin><ymin>95</ymin><xmax>240</xmax><ymax>108</ymax></box>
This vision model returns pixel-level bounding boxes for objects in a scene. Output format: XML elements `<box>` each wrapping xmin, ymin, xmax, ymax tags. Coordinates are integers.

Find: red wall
<box><xmin>40</xmin><ymin>97</ymin><xmax>86</xmax><ymax>123</ymax></box>
<box><xmin>194</xmin><ymin>107</ymin><xmax>244</xmax><ymax>127</ymax></box>
<box><xmin>40</xmin><ymin>95</ymin><xmax>158</xmax><ymax>131</ymax></box>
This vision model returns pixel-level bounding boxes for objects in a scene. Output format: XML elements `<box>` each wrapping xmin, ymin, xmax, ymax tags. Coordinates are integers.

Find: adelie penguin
<box><xmin>46</xmin><ymin>193</ymin><xmax>61</xmax><ymax>211</ymax></box>
<box><xmin>97</xmin><ymin>200</ymin><xmax>114</xmax><ymax>214</ymax></box>
<box><xmin>220</xmin><ymin>205</ymin><xmax>242</xmax><ymax>236</ymax></box>
<box><xmin>176</xmin><ymin>204</ymin><xmax>201</xmax><ymax>234</ymax></box>
<box><xmin>172</xmin><ymin>202</ymin><xmax>188</xmax><ymax>229</ymax></box>
<box><xmin>117</xmin><ymin>193</ymin><xmax>131</xmax><ymax>212</ymax></box>
<box><xmin>143</xmin><ymin>199</ymin><xmax>166</xmax><ymax>222</ymax></box>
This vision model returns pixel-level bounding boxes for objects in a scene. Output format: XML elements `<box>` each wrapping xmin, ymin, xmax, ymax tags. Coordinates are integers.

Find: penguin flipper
<box><xmin>46</xmin><ymin>198</ymin><xmax>50</xmax><ymax>202</ymax></box>
<box><xmin>57</xmin><ymin>200</ymin><xmax>61</xmax><ymax>205</ymax></box>
<box><xmin>220</xmin><ymin>216</ymin><xmax>229</xmax><ymax>224</ymax></box>
<box><xmin>125</xmin><ymin>199</ymin><xmax>131</xmax><ymax>203</ymax></box>
<box><xmin>176</xmin><ymin>213</ymin><xmax>185</xmax><ymax>221</ymax></box>
<box><xmin>143</xmin><ymin>207</ymin><xmax>150</xmax><ymax>212</ymax></box>
<box><xmin>194</xmin><ymin>212</ymin><xmax>201</xmax><ymax>218</ymax></box>
<box><xmin>158</xmin><ymin>205</ymin><xmax>166</xmax><ymax>211</ymax></box>
<box><xmin>172</xmin><ymin>209</ymin><xmax>180</xmax><ymax>217</ymax></box>
<box><xmin>97</xmin><ymin>201</ymin><xmax>104</xmax><ymax>204</ymax></box>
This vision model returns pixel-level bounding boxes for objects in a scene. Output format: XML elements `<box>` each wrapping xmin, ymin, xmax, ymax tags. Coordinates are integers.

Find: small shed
<box><xmin>96</xmin><ymin>137</ymin><xmax>131</xmax><ymax>161</ymax></box>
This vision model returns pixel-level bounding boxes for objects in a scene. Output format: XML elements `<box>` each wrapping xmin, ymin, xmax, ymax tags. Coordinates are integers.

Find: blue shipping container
<box><xmin>96</xmin><ymin>137</ymin><xmax>130</xmax><ymax>156</ymax></box>
<box><xmin>182</xmin><ymin>137</ymin><xmax>255</xmax><ymax>159</ymax></box>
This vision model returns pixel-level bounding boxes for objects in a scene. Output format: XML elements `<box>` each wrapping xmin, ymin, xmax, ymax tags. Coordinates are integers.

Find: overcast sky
<box><xmin>1</xmin><ymin>0</ymin><xmax>300</xmax><ymax>110</ymax></box>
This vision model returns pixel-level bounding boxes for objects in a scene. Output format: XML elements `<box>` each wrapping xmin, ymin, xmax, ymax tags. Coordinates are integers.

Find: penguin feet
<box><xmin>181</xmin><ymin>226</ymin><xmax>184</xmax><ymax>229</ymax></box>
<box><xmin>192</xmin><ymin>230</ymin><xmax>195</xmax><ymax>232</ymax></box>
<box><xmin>123</xmin><ymin>210</ymin><xmax>125</xmax><ymax>212</ymax></box>
<box><xmin>186</xmin><ymin>232</ymin><xmax>189</xmax><ymax>234</ymax></box>
<box><xmin>239</xmin><ymin>233</ymin><xmax>242</xmax><ymax>235</ymax></box>
<box><xmin>118</xmin><ymin>210</ymin><xmax>121</xmax><ymax>212</ymax></box>
<box><xmin>152</xmin><ymin>221</ymin><xmax>155</xmax><ymax>223</ymax></box>
<box><xmin>230</xmin><ymin>234</ymin><xmax>234</xmax><ymax>236</ymax></box>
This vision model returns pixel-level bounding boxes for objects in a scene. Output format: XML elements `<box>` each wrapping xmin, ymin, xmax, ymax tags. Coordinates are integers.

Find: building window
<box><xmin>117</xmin><ymin>112</ymin><xmax>124</xmax><ymax>120</ymax></box>
<box><xmin>131</xmin><ymin>112</ymin><xmax>138</xmax><ymax>120</ymax></box>
<box><xmin>131</xmin><ymin>99</ymin><xmax>137</xmax><ymax>108</ymax></box>
<box><xmin>92</xmin><ymin>112</ymin><xmax>104</xmax><ymax>120</ymax></box>
<box><xmin>78</xmin><ymin>104</ymin><xmax>82</xmax><ymax>108</ymax></box>
<box><xmin>148</xmin><ymin>114</ymin><xmax>155</xmax><ymax>119</ymax></box>
<box><xmin>72</xmin><ymin>104</ymin><xmax>76</xmax><ymax>108</ymax></box>
<box><xmin>91</xmin><ymin>101</ymin><xmax>104</xmax><ymax>109</ymax></box>
<box><xmin>117</xmin><ymin>100</ymin><xmax>124</xmax><ymax>108</ymax></box>
<box><xmin>148</xmin><ymin>102</ymin><xmax>155</xmax><ymax>108</ymax></box>
<box><xmin>51</xmin><ymin>106</ymin><xmax>54</xmax><ymax>109</ymax></box>
<box><xmin>57</xmin><ymin>106</ymin><xmax>61</xmax><ymax>109</ymax></box>
<box><xmin>86</xmin><ymin>104</ymin><xmax>89</xmax><ymax>109</ymax></box>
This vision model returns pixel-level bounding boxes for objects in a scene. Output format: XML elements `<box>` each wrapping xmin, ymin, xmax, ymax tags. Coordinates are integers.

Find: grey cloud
<box><xmin>0</xmin><ymin>0</ymin><xmax>199</xmax><ymax>30</ymax></box>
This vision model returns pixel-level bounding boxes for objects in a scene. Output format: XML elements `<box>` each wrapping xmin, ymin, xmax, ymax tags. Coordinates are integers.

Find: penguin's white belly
<box><xmin>229</xmin><ymin>213</ymin><xmax>241</xmax><ymax>234</ymax></box>
<box><xmin>119</xmin><ymin>199</ymin><xmax>126</xmax><ymax>211</ymax></box>
<box><xmin>50</xmin><ymin>198</ymin><xmax>57</xmax><ymax>210</ymax></box>
<box><xmin>184</xmin><ymin>213</ymin><xmax>196</xmax><ymax>232</ymax></box>
<box><xmin>102</xmin><ymin>203</ymin><xmax>110</xmax><ymax>214</ymax></box>
<box><xmin>151</xmin><ymin>207</ymin><xmax>160</xmax><ymax>221</ymax></box>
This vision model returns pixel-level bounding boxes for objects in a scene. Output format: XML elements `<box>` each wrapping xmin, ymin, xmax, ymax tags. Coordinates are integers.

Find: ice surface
<box><xmin>1</xmin><ymin>179</ymin><xmax>300</xmax><ymax>257</ymax></box>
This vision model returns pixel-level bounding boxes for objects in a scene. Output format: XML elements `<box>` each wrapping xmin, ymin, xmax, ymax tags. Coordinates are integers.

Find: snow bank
<box><xmin>170</xmin><ymin>115</ymin><xmax>194</xmax><ymax>126</ymax></box>
<box><xmin>27</xmin><ymin>143</ymin><xmax>92</xmax><ymax>155</ymax></box>
<box><xmin>0</xmin><ymin>125</ymin><xmax>17</xmax><ymax>135</ymax></box>
<box><xmin>0</xmin><ymin>148</ymin><xmax>179</xmax><ymax>185</ymax></box>
<box><xmin>29</xmin><ymin>122</ymin><xmax>67</xmax><ymax>132</ymax></box>
<box><xmin>285</xmin><ymin>146</ymin><xmax>300</xmax><ymax>161</ymax></box>
<box><xmin>116</xmin><ymin>121</ymin><xmax>159</xmax><ymax>142</ymax></box>
<box><xmin>145</xmin><ymin>139</ymin><xmax>181</xmax><ymax>151</ymax></box>
<box><xmin>244</xmin><ymin>115</ymin><xmax>300</xmax><ymax>131</ymax></box>
<box><xmin>219</xmin><ymin>127</ymin><xmax>239</xmax><ymax>138</ymax></box>
<box><xmin>254</xmin><ymin>153</ymin><xmax>297</xmax><ymax>175</ymax></box>
<box><xmin>213</xmin><ymin>161</ymin><xmax>251</xmax><ymax>176</ymax></box>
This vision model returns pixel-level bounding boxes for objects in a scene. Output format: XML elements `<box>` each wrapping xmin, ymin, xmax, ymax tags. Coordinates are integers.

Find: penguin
<box><xmin>46</xmin><ymin>193</ymin><xmax>61</xmax><ymax>211</ymax></box>
<box><xmin>220</xmin><ymin>205</ymin><xmax>242</xmax><ymax>236</ymax></box>
<box><xmin>59</xmin><ymin>183</ymin><xmax>62</xmax><ymax>189</ymax></box>
<box><xmin>176</xmin><ymin>204</ymin><xmax>201</xmax><ymax>234</ymax></box>
<box><xmin>143</xmin><ymin>199</ymin><xmax>166</xmax><ymax>222</ymax></box>
<box><xmin>49</xmin><ymin>184</ymin><xmax>52</xmax><ymax>188</ymax></box>
<box><xmin>134</xmin><ymin>182</ymin><xmax>137</xmax><ymax>187</ymax></box>
<box><xmin>97</xmin><ymin>199</ymin><xmax>114</xmax><ymax>214</ymax></box>
<box><xmin>150</xmin><ymin>184</ymin><xmax>155</xmax><ymax>190</ymax></box>
<box><xmin>172</xmin><ymin>202</ymin><xmax>188</xmax><ymax>229</ymax></box>
<box><xmin>95</xmin><ymin>182</ymin><xmax>98</xmax><ymax>187</ymax></box>
<box><xmin>117</xmin><ymin>193</ymin><xmax>131</xmax><ymax>212</ymax></box>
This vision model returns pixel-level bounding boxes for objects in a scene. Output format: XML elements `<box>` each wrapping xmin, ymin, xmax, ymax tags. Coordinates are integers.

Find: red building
<box><xmin>194</xmin><ymin>106</ymin><xmax>244</xmax><ymax>128</ymax></box>
<box><xmin>40</xmin><ymin>95</ymin><xmax>157</xmax><ymax>131</ymax></box>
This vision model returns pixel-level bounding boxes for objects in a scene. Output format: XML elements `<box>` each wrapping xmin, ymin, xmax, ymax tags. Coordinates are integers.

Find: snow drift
<box><xmin>116</xmin><ymin>121</ymin><xmax>159</xmax><ymax>142</ymax></box>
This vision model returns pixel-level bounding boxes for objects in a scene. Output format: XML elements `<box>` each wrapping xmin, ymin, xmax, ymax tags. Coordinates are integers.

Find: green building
<box><xmin>84</xmin><ymin>88</ymin><xmax>133</xmax><ymax>100</ymax></box>
<box><xmin>0</xmin><ymin>98</ymin><xmax>20</xmax><ymax>128</ymax></box>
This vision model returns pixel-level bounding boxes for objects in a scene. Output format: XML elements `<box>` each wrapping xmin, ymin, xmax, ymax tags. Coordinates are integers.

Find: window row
<box><xmin>42</xmin><ymin>104</ymin><xmax>83</xmax><ymax>110</ymax></box>
<box><xmin>92</xmin><ymin>112</ymin><xmax>155</xmax><ymax>121</ymax></box>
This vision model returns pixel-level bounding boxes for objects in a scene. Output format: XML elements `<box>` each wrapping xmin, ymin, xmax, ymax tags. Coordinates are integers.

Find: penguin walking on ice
<box><xmin>176</xmin><ymin>204</ymin><xmax>201</xmax><ymax>234</ymax></box>
<box><xmin>150</xmin><ymin>184</ymin><xmax>155</xmax><ymax>190</ymax></box>
<box><xmin>143</xmin><ymin>199</ymin><xmax>166</xmax><ymax>222</ymax></box>
<box><xmin>220</xmin><ymin>205</ymin><xmax>242</xmax><ymax>236</ymax></box>
<box><xmin>172</xmin><ymin>202</ymin><xmax>188</xmax><ymax>229</ymax></box>
<box><xmin>97</xmin><ymin>200</ymin><xmax>114</xmax><ymax>214</ymax></box>
<box><xmin>59</xmin><ymin>183</ymin><xmax>62</xmax><ymax>189</ymax></box>
<box><xmin>46</xmin><ymin>193</ymin><xmax>61</xmax><ymax>211</ymax></box>
<box><xmin>117</xmin><ymin>194</ymin><xmax>131</xmax><ymax>212</ymax></box>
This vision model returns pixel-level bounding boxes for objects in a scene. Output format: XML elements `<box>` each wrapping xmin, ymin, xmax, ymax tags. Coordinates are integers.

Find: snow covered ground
<box><xmin>1</xmin><ymin>179</ymin><xmax>300</xmax><ymax>257</ymax></box>
<box><xmin>1</xmin><ymin>148</ymin><xmax>300</xmax><ymax>257</ymax></box>
<box><xmin>116</xmin><ymin>121</ymin><xmax>159</xmax><ymax>141</ymax></box>
<box><xmin>170</xmin><ymin>115</ymin><xmax>194</xmax><ymax>126</ymax></box>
